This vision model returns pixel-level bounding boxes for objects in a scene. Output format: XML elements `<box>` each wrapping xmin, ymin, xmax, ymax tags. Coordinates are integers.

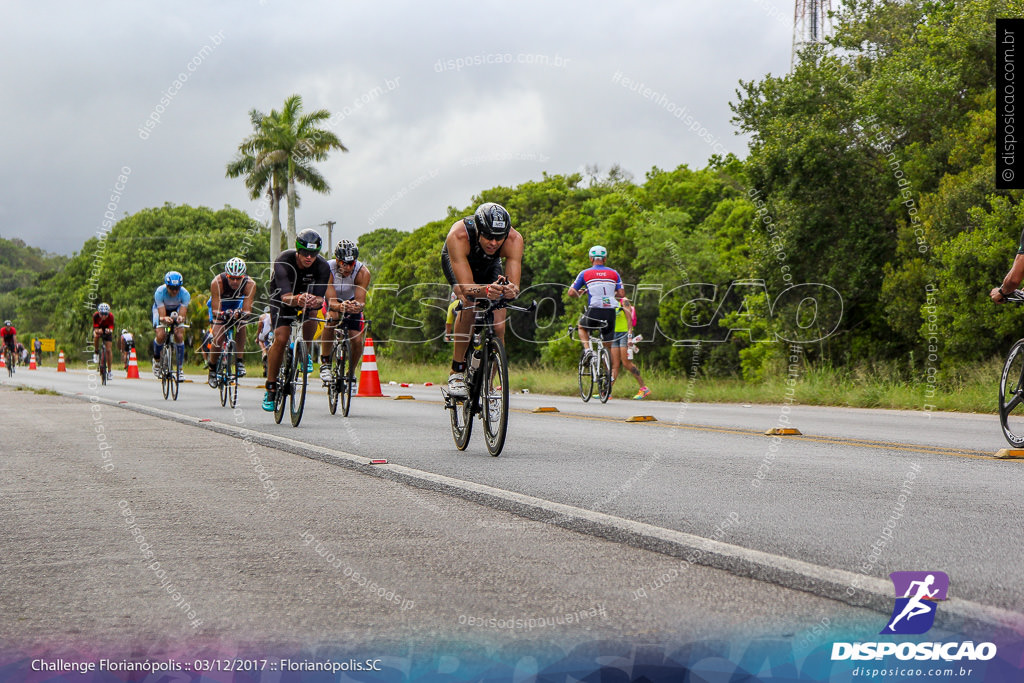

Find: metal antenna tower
<box><xmin>792</xmin><ymin>0</ymin><xmax>833</xmax><ymax>69</ymax></box>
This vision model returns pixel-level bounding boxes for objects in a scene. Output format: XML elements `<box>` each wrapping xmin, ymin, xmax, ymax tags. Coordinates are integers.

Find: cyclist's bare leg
<box><xmin>266</xmin><ymin>326</ymin><xmax>290</xmax><ymax>382</ymax></box>
<box><xmin>320</xmin><ymin>321</ymin><xmax>336</xmax><ymax>364</ymax></box>
<box><xmin>234</xmin><ymin>325</ymin><xmax>247</xmax><ymax>365</ymax></box>
<box><xmin>451</xmin><ymin>307</ymin><xmax>474</xmax><ymax>369</ymax></box>
<box><xmin>348</xmin><ymin>325</ymin><xmax>367</xmax><ymax>376</ymax></box>
<box><xmin>493</xmin><ymin>308</ymin><xmax>507</xmax><ymax>342</ymax></box>
<box><xmin>211</xmin><ymin>321</ymin><xmax>227</xmax><ymax>366</ymax></box>
<box><xmin>301</xmin><ymin>318</ymin><xmax>321</xmax><ymax>359</ymax></box>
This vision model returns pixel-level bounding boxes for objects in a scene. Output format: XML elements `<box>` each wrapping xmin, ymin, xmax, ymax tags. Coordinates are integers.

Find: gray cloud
<box><xmin>0</xmin><ymin>0</ymin><xmax>792</xmax><ymax>254</ymax></box>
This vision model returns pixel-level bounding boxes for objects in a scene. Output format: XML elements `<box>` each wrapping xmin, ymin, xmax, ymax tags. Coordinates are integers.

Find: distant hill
<box><xmin>0</xmin><ymin>236</ymin><xmax>67</xmax><ymax>295</ymax></box>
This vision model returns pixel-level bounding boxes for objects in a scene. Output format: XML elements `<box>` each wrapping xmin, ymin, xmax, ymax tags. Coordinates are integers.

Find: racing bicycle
<box><xmin>570</xmin><ymin>325</ymin><xmax>612</xmax><ymax>403</ymax></box>
<box><xmin>999</xmin><ymin>289</ymin><xmax>1024</xmax><ymax>446</ymax></box>
<box><xmin>441</xmin><ymin>297</ymin><xmax>535</xmax><ymax>456</ymax></box>
<box><xmin>273</xmin><ymin>308</ymin><xmax>322</xmax><ymax>427</ymax></box>
<box><xmin>326</xmin><ymin>319</ymin><xmax>370</xmax><ymax>417</ymax></box>
<box><xmin>211</xmin><ymin>311</ymin><xmax>253</xmax><ymax>409</ymax></box>
<box><xmin>156</xmin><ymin>315</ymin><xmax>189</xmax><ymax>401</ymax></box>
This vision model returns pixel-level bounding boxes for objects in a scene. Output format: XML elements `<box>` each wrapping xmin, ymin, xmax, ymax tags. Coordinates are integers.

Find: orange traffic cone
<box><xmin>0</xmin><ymin>351</ymin><xmax>5</xmax><ymax>370</ymax></box>
<box><xmin>57</xmin><ymin>351</ymin><xmax>67</xmax><ymax>372</ymax></box>
<box><xmin>126</xmin><ymin>348</ymin><xmax>140</xmax><ymax>379</ymax></box>
<box><xmin>29</xmin><ymin>352</ymin><xmax>37</xmax><ymax>370</ymax></box>
<box><xmin>356</xmin><ymin>337</ymin><xmax>384</xmax><ymax>397</ymax></box>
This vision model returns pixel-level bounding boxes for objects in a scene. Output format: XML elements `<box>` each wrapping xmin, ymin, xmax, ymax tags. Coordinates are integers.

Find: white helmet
<box><xmin>225</xmin><ymin>257</ymin><xmax>246</xmax><ymax>276</ymax></box>
<box><xmin>98</xmin><ymin>303</ymin><xmax>111</xmax><ymax>314</ymax></box>
<box><xmin>588</xmin><ymin>245</ymin><xmax>607</xmax><ymax>259</ymax></box>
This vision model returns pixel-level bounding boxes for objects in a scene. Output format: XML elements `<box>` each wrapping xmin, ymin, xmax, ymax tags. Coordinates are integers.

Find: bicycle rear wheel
<box><xmin>169</xmin><ymin>363</ymin><xmax>179</xmax><ymax>400</ymax></box>
<box><xmin>100</xmin><ymin>347</ymin><xmax>108</xmax><ymax>386</ymax></box>
<box><xmin>274</xmin><ymin>347</ymin><xmax>290</xmax><ymax>424</ymax></box>
<box><xmin>578</xmin><ymin>349</ymin><xmax>594</xmax><ymax>402</ymax></box>
<box><xmin>999</xmin><ymin>339</ymin><xmax>1024</xmax><ymax>447</ymax></box>
<box><xmin>597</xmin><ymin>347</ymin><xmax>612</xmax><ymax>403</ymax></box>
<box><xmin>290</xmin><ymin>340</ymin><xmax>308</xmax><ymax>427</ymax></box>
<box><xmin>481</xmin><ymin>337</ymin><xmax>509</xmax><ymax>456</ymax></box>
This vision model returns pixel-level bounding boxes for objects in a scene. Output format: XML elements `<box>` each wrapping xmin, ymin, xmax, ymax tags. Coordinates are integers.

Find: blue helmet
<box><xmin>164</xmin><ymin>271</ymin><xmax>184</xmax><ymax>287</ymax></box>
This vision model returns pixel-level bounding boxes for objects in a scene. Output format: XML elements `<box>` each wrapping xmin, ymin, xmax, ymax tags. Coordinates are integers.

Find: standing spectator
<box><xmin>33</xmin><ymin>338</ymin><xmax>42</xmax><ymax>366</ymax></box>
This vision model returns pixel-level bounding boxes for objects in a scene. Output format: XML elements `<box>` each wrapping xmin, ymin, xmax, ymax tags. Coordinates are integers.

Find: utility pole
<box><xmin>320</xmin><ymin>220</ymin><xmax>336</xmax><ymax>255</ymax></box>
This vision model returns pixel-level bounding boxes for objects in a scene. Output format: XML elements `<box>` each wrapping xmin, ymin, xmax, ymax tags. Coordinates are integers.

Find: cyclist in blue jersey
<box><xmin>568</xmin><ymin>245</ymin><xmax>625</xmax><ymax>364</ymax></box>
<box><xmin>206</xmin><ymin>257</ymin><xmax>256</xmax><ymax>385</ymax></box>
<box><xmin>153</xmin><ymin>271</ymin><xmax>191</xmax><ymax>381</ymax></box>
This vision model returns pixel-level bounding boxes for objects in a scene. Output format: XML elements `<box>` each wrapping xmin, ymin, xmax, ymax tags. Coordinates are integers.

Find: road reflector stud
<box><xmin>995</xmin><ymin>449</ymin><xmax>1024</xmax><ymax>459</ymax></box>
<box><xmin>533</xmin><ymin>406</ymin><xmax>559</xmax><ymax>413</ymax></box>
<box><xmin>765</xmin><ymin>427</ymin><xmax>802</xmax><ymax>436</ymax></box>
<box><xmin>627</xmin><ymin>415</ymin><xmax>657</xmax><ymax>422</ymax></box>
<box><xmin>423</xmin><ymin>382</ymin><xmax>434</xmax><ymax>386</ymax></box>
<box><xmin>118</xmin><ymin>401</ymin><xmax>128</xmax><ymax>404</ymax></box>
<box><xmin>394</xmin><ymin>394</ymin><xmax>415</xmax><ymax>400</ymax></box>
<box><xmin>370</xmin><ymin>459</ymin><xmax>388</xmax><ymax>465</ymax></box>
<box><xmin>199</xmin><ymin>418</ymin><xmax>211</xmax><ymax>422</ymax></box>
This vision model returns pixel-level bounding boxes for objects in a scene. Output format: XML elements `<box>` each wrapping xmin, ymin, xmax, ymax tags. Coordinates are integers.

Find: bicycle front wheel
<box><xmin>999</xmin><ymin>339</ymin><xmax>1024</xmax><ymax>447</ymax></box>
<box><xmin>100</xmin><ymin>347</ymin><xmax>108</xmax><ymax>386</ymax></box>
<box><xmin>578</xmin><ymin>349</ymin><xmax>594</xmax><ymax>402</ymax></box>
<box><xmin>482</xmin><ymin>337</ymin><xmax>510</xmax><ymax>456</ymax></box>
<box><xmin>597</xmin><ymin>347</ymin><xmax>612</xmax><ymax>403</ymax></box>
<box><xmin>450</xmin><ymin>390</ymin><xmax>473</xmax><ymax>450</ymax></box>
<box><xmin>160</xmin><ymin>347</ymin><xmax>172</xmax><ymax>399</ymax></box>
<box><xmin>339</xmin><ymin>337</ymin><xmax>353</xmax><ymax>417</ymax></box>
<box><xmin>218</xmin><ymin>348</ymin><xmax>229</xmax><ymax>406</ymax></box>
<box><xmin>273</xmin><ymin>347</ymin><xmax>290</xmax><ymax>424</ymax></box>
<box><xmin>225</xmin><ymin>339</ymin><xmax>238</xmax><ymax>409</ymax></box>
<box><xmin>290</xmin><ymin>340</ymin><xmax>308</xmax><ymax>427</ymax></box>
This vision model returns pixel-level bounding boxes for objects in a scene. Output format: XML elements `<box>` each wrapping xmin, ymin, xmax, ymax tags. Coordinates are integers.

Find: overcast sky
<box><xmin>0</xmin><ymin>1</ymin><xmax>793</xmax><ymax>256</ymax></box>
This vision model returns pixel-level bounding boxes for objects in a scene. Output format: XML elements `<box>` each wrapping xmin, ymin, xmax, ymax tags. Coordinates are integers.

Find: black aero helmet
<box><xmin>334</xmin><ymin>239</ymin><xmax>359</xmax><ymax>263</ymax></box>
<box><xmin>295</xmin><ymin>229</ymin><xmax>322</xmax><ymax>253</ymax></box>
<box><xmin>474</xmin><ymin>202</ymin><xmax>511</xmax><ymax>240</ymax></box>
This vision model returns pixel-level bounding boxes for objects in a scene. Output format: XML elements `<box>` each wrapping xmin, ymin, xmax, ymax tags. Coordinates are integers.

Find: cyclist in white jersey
<box><xmin>320</xmin><ymin>239</ymin><xmax>371</xmax><ymax>383</ymax></box>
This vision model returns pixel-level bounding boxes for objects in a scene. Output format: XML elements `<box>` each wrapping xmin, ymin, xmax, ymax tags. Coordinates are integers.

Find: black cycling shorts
<box><xmin>269</xmin><ymin>300</ymin><xmax>319</xmax><ymax>331</ymax></box>
<box><xmin>441</xmin><ymin>251</ymin><xmax>504</xmax><ymax>289</ymax></box>
<box><xmin>578</xmin><ymin>308</ymin><xmax>617</xmax><ymax>342</ymax></box>
<box><xmin>329</xmin><ymin>311</ymin><xmax>365</xmax><ymax>332</ymax></box>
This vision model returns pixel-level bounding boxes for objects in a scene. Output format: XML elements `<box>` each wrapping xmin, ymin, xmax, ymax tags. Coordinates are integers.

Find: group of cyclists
<box><xmin>10</xmin><ymin>201</ymin><xmax>652</xmax><ymax>413</ymax></box>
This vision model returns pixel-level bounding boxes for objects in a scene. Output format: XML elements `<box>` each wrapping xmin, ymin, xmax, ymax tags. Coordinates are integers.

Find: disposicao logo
<box><xmin>881</xmin><ymin>571</ymin><xmax>948</xmax><ymax>635</ymax></box>
<box><xmin>831</xmin><ymin>571</ymin><xmax>997</xmax><ymax>663</ymax></box>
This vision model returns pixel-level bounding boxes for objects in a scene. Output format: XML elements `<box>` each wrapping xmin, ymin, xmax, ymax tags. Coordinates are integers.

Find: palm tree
<box><xmin>271</xmin><ymin>94</ymin><xmax>347</xmax><ymax>248</ymax></box>
<box><xmin>226</xmin><ymin>108</ymin><xmax>288</xmax><ymax>261</ymax></box>
<box><xmin>226</xmin><ymin>95</ymin><xmax>347</xmax><ymax>261</ymax></box>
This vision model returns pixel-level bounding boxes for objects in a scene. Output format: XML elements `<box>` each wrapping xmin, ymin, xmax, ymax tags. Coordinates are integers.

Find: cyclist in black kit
<box><xmin>263</xmin><ymin>230</ymin><xmax>336</xmax><ymax>411</ymax></box>
<box><xmin>440</xmin><ymin>202</ymin><xmax>523</xmax><ymax>397</ymax></box>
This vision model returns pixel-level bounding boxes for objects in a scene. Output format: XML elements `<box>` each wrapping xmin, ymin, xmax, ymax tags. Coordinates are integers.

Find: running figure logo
<box><xmin>881</xmin><ymin>571</ymin><xmax>949</xmax><ymax>635</ymax></box>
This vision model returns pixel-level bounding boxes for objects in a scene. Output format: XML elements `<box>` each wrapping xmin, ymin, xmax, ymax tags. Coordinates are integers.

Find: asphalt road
<box><xmin>2</xmin><ymin>365</ymin><xmax>1022</xmax><ymax>657</ymax></box>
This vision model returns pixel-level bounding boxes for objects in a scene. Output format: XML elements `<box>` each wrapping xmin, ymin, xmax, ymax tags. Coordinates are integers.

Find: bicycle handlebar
<box><xmin>1002</xmin><ymin>290</ymin><xmax>1024</xmax><ymax>304</ymax></box>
